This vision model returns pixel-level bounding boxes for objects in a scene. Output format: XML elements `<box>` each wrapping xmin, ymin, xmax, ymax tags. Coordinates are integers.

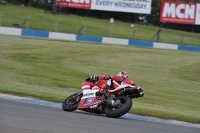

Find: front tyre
<box><xmin>105</xmin><ymin>96</ymin><xmax>132</xmax><ymax>118</ymax></box>
<box><xmin>62</xmin><ymin>92</ymin><xmax>82</xmax><ymax>112</ymax></box>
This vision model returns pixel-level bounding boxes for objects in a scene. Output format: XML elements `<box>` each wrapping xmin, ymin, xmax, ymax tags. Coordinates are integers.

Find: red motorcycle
<box><xmin>62</xmin><ymin>78</ymin><xmax>144</xmax><ymax>118</ymax></box>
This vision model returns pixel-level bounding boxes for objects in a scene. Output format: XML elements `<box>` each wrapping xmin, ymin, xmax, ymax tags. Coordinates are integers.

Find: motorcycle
<box><xmin>62</xmin><ymin>78</ymin><xmax>144</xmax><ymax>118</ymax></box>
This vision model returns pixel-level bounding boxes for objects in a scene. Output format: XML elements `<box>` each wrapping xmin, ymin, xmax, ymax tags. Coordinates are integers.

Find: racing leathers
<box><xmin>85</xmin><ymin>74</ymin><xmax>142</xmax><ymax>106</ymax></box>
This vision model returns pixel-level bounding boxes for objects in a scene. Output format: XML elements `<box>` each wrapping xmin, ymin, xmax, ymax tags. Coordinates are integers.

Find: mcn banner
<box><xmin>160</xmin><ymin>1</ymin><xmax>200</xmax><ymax>25</ymax></box>
<box><xmin>55</xmin><ymin>0</ymin><xmax>152</xmax><ymax>14</ymax></box>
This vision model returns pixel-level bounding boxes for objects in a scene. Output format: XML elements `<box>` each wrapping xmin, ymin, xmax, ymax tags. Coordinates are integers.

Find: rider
<box><xmin>85</xmin><ymin>71</ymin><xmax>133</xmax><ymax>106</ymax></box>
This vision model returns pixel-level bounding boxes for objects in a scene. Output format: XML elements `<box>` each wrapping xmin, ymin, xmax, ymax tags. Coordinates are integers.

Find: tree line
<box><xmin>6</xmin><ymin>0</ymin><xmax>200</xmax><ymax>33</ymax></box>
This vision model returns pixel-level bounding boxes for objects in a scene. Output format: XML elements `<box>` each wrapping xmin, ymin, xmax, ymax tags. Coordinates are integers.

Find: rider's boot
<box><xmin>110</xmin><ymin>99</ymin><xmax>121</xmax><ymax>106</ymax></box>
<box><xmin>97</xmin><ymin>84</ymin><xmax>121</xmax><ymax>106</ymax></box>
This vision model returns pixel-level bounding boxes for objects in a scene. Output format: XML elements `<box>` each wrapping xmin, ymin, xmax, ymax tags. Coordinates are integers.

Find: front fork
<box><xmin>73</xmin><ymin>92</ymin><xmax>83</xmax><ymax>101</ymax></box>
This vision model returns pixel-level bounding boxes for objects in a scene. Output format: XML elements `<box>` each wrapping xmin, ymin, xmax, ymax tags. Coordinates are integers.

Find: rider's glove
<box><xmin>90</xmin><ymin>75</ymin><xmax>99</xmax><ymax>83</ymax></box>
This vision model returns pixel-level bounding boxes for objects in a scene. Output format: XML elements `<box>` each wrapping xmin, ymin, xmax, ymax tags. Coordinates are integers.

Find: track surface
<box><xmin>0</xmin><ymin>98</ymin><xmax>199</xmax><ymax>133</ymax></box>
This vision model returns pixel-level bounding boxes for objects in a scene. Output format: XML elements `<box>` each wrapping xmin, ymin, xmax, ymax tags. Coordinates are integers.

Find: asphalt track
<box><xmin>0</xmin><ymin>95</ymin><xmax>199</xmax><ymax>133</ymax></box>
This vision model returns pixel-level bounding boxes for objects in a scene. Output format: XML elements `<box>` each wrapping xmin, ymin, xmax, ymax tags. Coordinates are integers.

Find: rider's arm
<box><xmin>98</xmin><ymin>75</ymin><xmax>111</xmax><ymax>80</ymax></box>
<box><xmin>112</xmin><ymin>76</ymin><xmax>124</xmax><ymax>82</ymax></box>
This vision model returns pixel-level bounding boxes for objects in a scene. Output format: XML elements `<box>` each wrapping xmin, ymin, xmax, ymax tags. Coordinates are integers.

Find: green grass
<box><xmin>0</xmin><ymin>4</ymin><xmax>200</xmax><ymax>46</ymax></box>
<box><xmin>0</xmin><ymin>37</ymin><xmax>199</xmax><ymax>123</ymax></box>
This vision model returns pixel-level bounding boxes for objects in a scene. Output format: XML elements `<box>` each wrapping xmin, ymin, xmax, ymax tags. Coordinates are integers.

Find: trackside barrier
<box><xmin>76</xmin><ymin>35</ymin><xmax>102</xmax><ymax>43</ymax></box>
<box><xmin>49</xmin><ymin>32</ymin><xmax>76</xmax><ymax>41</ymax></box>
<box><xmin>0</xmin><ymin>26</ymin><xmax>21</xmax><ymax>36</ymax></box>
<box><xmin>0</xmin><ymin>26</ymin><xmax>200</xmax><ymax>52</ymax></box>
<box><xmin>178</xmin><ymin>45</ymin><xmax>200</xmax><ymax>52</ymax></box>
<box><xmin>22</xmin><ymin>29</ymin><xmax>49</xmax><ymax>38</ymax></box>
<box><xmin>153</xmin><ymin>42</ymin><xmax>178</xmax><ymax>50</ymax></box>
<box><xmin>102</xmin><ymin>37</ymin><xmax>128</xmax><ymax>45</ymax></box>
<box><xmin>129</xmin><ymin>40</ymin><xmax>153</xmax><ymax>48</ymax></box>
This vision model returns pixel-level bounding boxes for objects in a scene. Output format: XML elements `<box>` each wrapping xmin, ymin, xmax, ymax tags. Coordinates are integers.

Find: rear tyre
<box><xmin>62</xmin><ymin>92</ymin><xmax>82</xmax><ymax>112</ymax></box>
<box><xmin>105</xmin><ymin>96</ymin><xmax>132</xmax><ymax>118</ymax></box>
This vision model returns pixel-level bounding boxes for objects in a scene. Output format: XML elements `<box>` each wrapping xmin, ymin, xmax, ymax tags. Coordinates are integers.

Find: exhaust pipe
<box><xmin>124</xmin><ymin>87</ymin><xmax>139</xmax><ymax>94</ymax></box>
<box><xmin>123</xmin><ymin>87</ymin><xmax>144</xmax><ymax>98</ymax></box>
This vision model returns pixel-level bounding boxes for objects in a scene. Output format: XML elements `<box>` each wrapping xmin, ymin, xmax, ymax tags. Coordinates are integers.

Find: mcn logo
<box><xmin>162</xmin><ymin>3</ymin><xmax>195</xmax><ymax>19</ymax></box>
<box><xmin>160</xmin><ymin>2</ymin><xmax>198</xmax><ymax>24</ymax></box>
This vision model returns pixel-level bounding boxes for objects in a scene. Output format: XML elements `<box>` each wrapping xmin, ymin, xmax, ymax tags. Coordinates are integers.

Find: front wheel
<box><xmin>62</xmin><ymin>92</ymin><xmax>82</xmax><ymax>112</ymax></box>
<box><xmin>105</xmin><ymin>96</ymin><xmax>132</xmax><ymax>118</ymax></box>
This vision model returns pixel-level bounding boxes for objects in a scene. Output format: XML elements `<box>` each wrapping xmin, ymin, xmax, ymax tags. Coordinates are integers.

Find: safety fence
<box><xmin>0</xmin><ymin>26</ymin><xmax>200</xmax><ymax>52</ymax></box>
<box><xmin>0</xmin><ymin>12</ymin><xmax>200</xmax><ymax>47</ymax></box>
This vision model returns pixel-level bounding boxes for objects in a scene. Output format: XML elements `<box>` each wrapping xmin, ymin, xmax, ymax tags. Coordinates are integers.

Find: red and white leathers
<box><xmin>82</xmin><ymin>74</ymin><xmax>142</xmax><ymax>95</ymax></box>
<box><xmin>96</xmin><ymin>75</ymin><xmax>141</xmax><ymax>95</ymax></box>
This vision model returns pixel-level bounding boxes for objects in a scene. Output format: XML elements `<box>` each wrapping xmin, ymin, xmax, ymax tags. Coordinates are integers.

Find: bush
<box><xmin>0</xmin><ymin>0</ymin><xmax>7</xmax><ymax>5</ymax></box>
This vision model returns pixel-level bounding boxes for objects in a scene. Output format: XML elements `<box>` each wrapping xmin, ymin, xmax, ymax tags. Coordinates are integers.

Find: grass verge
<box><xmin>0</xmin><ymin>36</ymin><xmax>199</xmax><ymax>123</ymax></box>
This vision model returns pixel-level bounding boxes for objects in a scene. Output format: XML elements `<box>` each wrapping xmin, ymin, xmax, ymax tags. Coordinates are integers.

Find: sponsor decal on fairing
<box><xmin>82</xmin><ymin>89</ymin><xmax>99</xmax><ymax>98</ymax></box>
<box><xmin>82</xmin><ymin>97</ymin><xmax>94</xmax><ymax>105</ymax></box>
<box><xmin>83</xmin><ymin>93</ymin><xmax>94</xmax><ymax>97</ymax></box>
<box><xmin>90</xmin><ymin>104</ymin><xmax>98</xmax><ymax>109</ymax></box>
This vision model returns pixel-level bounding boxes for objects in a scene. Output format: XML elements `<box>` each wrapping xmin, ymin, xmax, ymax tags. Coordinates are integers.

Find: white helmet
<box><xmin>117</xmin><ymin>71</ymin><xmax>128</xmax><ymax>79</ymax></box>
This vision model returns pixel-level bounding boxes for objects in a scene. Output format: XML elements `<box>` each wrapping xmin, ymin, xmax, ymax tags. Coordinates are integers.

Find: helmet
<box><xmin>117</xmin><ymin>71</ymin><xmax>128</xmax><ymax>79</ymax></box>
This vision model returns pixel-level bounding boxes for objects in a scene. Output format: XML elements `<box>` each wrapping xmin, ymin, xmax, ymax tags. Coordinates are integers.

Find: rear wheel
<box><xmin>62</xmin><ymin>92</ymin><xmax>82</xmax><ymax>112</ymax></box>
<box><xmin>105</xmin><ymin>96</ymin><xmax>132</xmax><ymax>118</ymax></box>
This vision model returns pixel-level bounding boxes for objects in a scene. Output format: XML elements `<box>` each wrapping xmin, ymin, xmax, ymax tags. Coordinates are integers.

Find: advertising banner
<box><xmin>195</xmin><ymin>4</ymin><xmax>200</xmax><ymax>25</ymax></box>
<box><xmin>160</xmin><ymin>1</ymin><xmax>200</xmax><ymax>25</ymax></box>
<box><xmin>56</xmin><ymin>0</ymin><xmax>91</xmax><ymax>9</ymax></box>
<box><xmin>91</xmin><ymin>0</ymin><xmax>152</xmax><ymax>14</ymax></box>
<box><xmin>55</xmin><ymin>0</ymin><xmax>152</xmax><ymax>14</ymax></box>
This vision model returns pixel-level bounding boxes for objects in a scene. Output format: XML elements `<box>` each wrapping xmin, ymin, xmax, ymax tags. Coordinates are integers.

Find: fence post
<box><xmin>56</xmin><ymin>18</ymin><xmax>61</xmax><ymax>32</ymax></box>
<box><xmin>83</xmin><ymin>22</ymin><xmax>88</xmax><ymax>35</ymax></box>
<box><xmin>0</xmin><ymin>12</ymin><xmax>4</xmax><ymax>26</ymax></box>
<box><xmin>181</xmin><ymin>35</ymin><xmax>184</xmax><ymax>45</ymax></box>
<box><xmin>132</xmin><ymin>25</ymin><xmax>138</xmax><ymax>39</ymax></box>
<box><xmin>151</xmin><ymin>29</ymin><xmax>162</xmax><ymax>42</ymax></box>
<box><xmin>26</xmin><ymin>15</ymin><xmax>32</xmax><ymax>29</ymax></box>
<box><xmin>156</xmin><ymin>29</ymin><xmax>161</xmax><ymax>42</ymax></box>
<box><xmin>77</xmin><ymin>21</ymin><xmax>88</xmax><ymax>35</ymax></box>
<box><xmin>109</xmin><ymin>24</ymin><xmax>114</xmax><ymax>37</ymax></box>
<box><xmin>19</xmin><ymin>15</ymin><xmax>32</xmax><ymax>28</ymax></box>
